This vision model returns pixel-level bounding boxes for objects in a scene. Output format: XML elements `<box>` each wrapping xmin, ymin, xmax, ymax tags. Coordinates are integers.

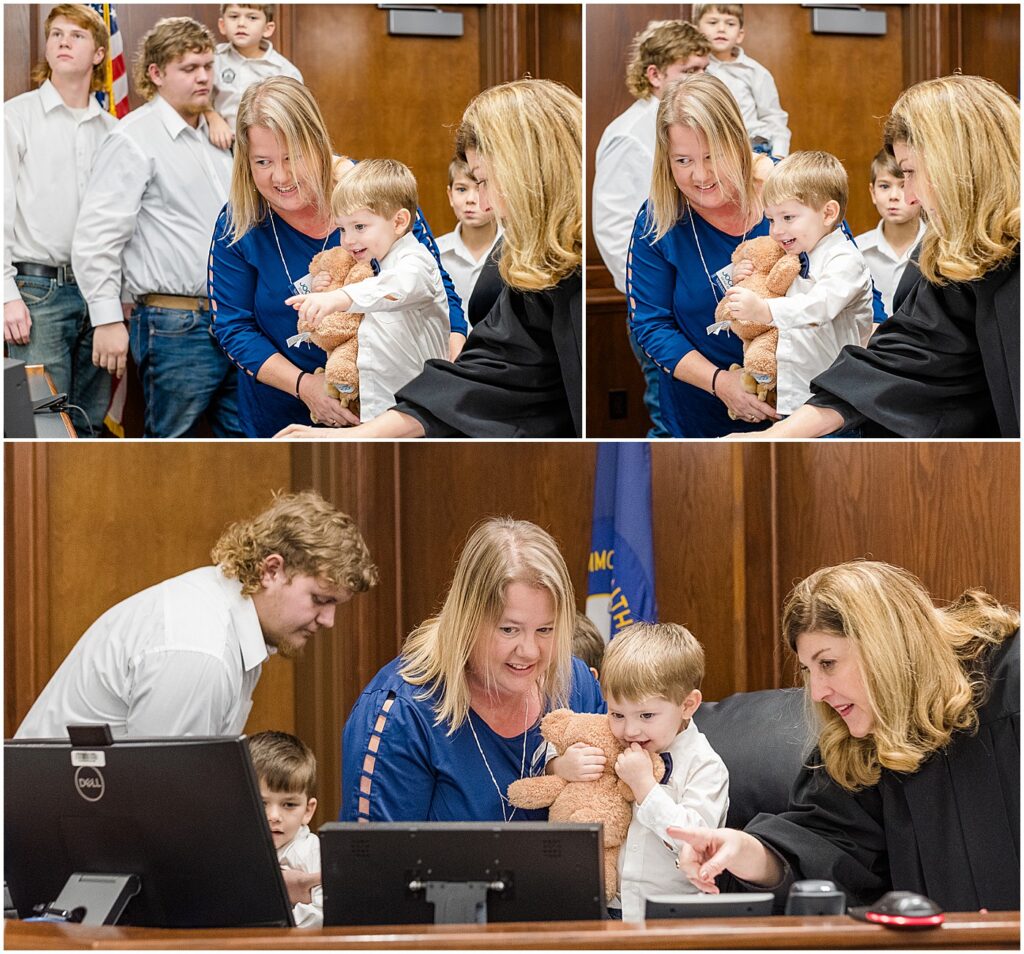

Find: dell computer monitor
<box><xmin>320</xmin><ymin>821</ymin><xmax>606</xmax><ymax>925</ymax></box>
<box><xmin>4</xmin><ymin>735</ymin><xmax>293</xmax><ymax>928</ymax></box>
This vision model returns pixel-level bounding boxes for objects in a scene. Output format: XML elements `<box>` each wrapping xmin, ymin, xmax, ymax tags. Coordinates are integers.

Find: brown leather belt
<box><xmin>139</xmin><ymin>293</ymin><xmax>210</xmax><ymax>312</ymax></box>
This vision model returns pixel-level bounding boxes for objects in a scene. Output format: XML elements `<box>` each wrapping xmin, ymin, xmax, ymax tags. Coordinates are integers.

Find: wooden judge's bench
<box><xmin>5</xmin><ymin>911</ymin><xmax>1019</xmax><ymax>949</ymax></box>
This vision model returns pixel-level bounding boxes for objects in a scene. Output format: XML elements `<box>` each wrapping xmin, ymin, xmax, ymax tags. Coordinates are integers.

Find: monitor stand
<box><xmin>410</xmin><ymin>878</ymin><xmax>507</xmax><ymax>924</ymax></box>
<box><xmin>37</xmin><ymin>873</ymin><xmax>140</xmax><ymax>925</ymax></box>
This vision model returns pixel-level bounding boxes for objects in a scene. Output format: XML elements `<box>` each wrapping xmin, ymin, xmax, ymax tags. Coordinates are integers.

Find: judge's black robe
<box><xmin>746</xmin><ymin>631</ymin><xmax>1019</xmax><ymax>912</ymax></box>
<box><xmin>807</xmin><ymin>254</ymin><xmax>1019</xmax><ymax>436</ymax></box>
<box><xmin>393</xmin><ymin>270</ymin><xmax>581</xmax><ymax>437</ymax></box>
<box><xmin>466</xmin><ymin>239</ymin><xmax>504</xmax><ymax>328</ymax></box>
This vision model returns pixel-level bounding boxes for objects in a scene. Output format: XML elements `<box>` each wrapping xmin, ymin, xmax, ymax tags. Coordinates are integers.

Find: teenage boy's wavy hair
<box><xmin>133</xmin><ymin>16</ymin><xmax>214</xmax><ymax>102</ymax></box>
<box><xmin>32</xmin><ymin>4</ymin><xmax>110</xmax><ymax>92</ymax></box>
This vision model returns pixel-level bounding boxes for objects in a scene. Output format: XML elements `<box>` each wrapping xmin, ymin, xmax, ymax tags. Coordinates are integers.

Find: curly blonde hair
<box><xmin>211</xmin><ymin>490</ymin><xmax>378</xmax><ymax>596</ymax></box>
<box><xmin>883</xmin><ymin>75</ymin><xmax>1019</xmax><ymax>284</ymax></box>
<box><xmin>133</xmin><ymin>16</ymin><xmax>214</xmax><ymax>103</ymax></box>
<box><xmin>399</xmin><ymin>517</ymin><xmax>576</xmax><ymax>733</ymax></box>
<box><xmin>455</xmin><ymin>79</ymin><xmax>581</xmax><ymax>291</ymax></box>
<box><xmin>625</xmin><ymin>20</ymin><xmax>711</xmax><ymax>100</ymax></box>
<box><xmin>783</xmin><ymin>561</ymin><xmax>1018</xmax><ymax>792</ymax></box>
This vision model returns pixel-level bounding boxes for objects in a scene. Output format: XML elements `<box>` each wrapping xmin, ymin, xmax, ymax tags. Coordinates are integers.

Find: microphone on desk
<box><xmin>785</xmin><ymin>880</ymin><xmax>846</xmax><ymax>916</ymax></box>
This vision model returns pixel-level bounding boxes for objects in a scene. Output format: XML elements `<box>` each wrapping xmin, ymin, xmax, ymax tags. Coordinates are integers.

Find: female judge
<box><xmin>750</xmin><ymin>75</ymin><xmax>1019</xmax><ymax>437</ymax></box>
<box><xmin>671</xmin><ymin>561</ymin><xmax>1019</xmax><ymax>912</ymax></box>
<box><xmin>277</xmin><ymin>78</ymin><xmax>583</xmax><ymax>439</ymax></box>
<box><xmin>339</xmin><ymin>518</ymin><xmax>603</xmax><ymax>822</ymax></box>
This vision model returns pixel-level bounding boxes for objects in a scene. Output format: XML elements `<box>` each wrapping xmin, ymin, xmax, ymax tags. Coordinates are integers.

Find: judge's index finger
<box><xmin>667</xmin><ymin>825</ymin><xmax>706</xmax><ymax>847</ymax></box>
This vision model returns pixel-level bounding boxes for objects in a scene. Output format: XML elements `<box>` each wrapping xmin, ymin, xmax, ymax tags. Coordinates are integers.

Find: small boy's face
<box><xmin>765</xmin><ymin>197</ymin><xmax>839</xmax><ymax>256</ymax></box>
<box><xmin>447</xmin><ymin>173</ymin><xmax>495</xmax><ymax>228</ymax></box>
<box><xmin>337</xmin><ymin>207</ymin><xmax>410</xmax><ymax>264</ymax></box>
<box><xmin>697</xmin><ymin>11</ymin><xmax>744</xmax><ymax>58</ymax></box>
<box><xmin>869</xmin><ymin>172</ymin><xmax>919</xmax><ymax>226</ymax></box>
<box><xmin>219</xmin><ymin>5</ymin><xmax>275</xmax><ymax>54</ymax></box>
<box><xmin>260</xmin><ymin>780</ymin><xmax>316</xmax><ymax>850</ymax></box>
<box><xmin>606</xmin><ymin>691</ymin><xmax>701</xmax><ymax>754</ymax></box>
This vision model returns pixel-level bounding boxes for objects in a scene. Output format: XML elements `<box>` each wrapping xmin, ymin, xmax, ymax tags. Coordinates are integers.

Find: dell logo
<box><xmin>74</xmin><ymin>766</ymin><xmax>105</xmax><ymax>802</ymax></box>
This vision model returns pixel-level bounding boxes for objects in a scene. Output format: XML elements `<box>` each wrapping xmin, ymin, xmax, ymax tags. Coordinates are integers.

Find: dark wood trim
<box><xmin>903</xmin><ymin>4</ymin><xmax>962</xmax><ymax>86</ymax></box>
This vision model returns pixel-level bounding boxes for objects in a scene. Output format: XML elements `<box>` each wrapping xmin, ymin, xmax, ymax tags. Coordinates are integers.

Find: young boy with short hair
<box><xmin>694</xmin><ymin>4</ymin><xmax>791</xmax><ymax>156</ymax></box>
<box><xmin>854</xmin><ymin>148</ymin><xmax>926</xmax><ymax>319</ymax></box>
<box><xmin>434</xmin><ymin>158</ymin><xmax>502</xmax><ymax>331</ymax></box>
<box><xmin>285</xmin><ymin>158</ymin><xmax>449</xmax><ymax>421</ymax></box>
<box><xmin>724</xmin><ymin>150</ymin><xmax>874</xmax><ymax>416</ymax></box>
<box><xmin>550</xmin><ymin>623</ymin><xmax>729</xmax><ymax>922</ymax></box>
<box><xmin>248</xmin><ymin>730</ymin><xmax>322</xmax><ymax>928</ymax></box>
<box><xmin>206</xmin><ymin>3</ymin><xmax>302</xmax><ymax>147</ymax></box>
<box><xmin>572</xmin><ymin>611</ymin><xmax>606</xmax><ymax>680</ymax></box>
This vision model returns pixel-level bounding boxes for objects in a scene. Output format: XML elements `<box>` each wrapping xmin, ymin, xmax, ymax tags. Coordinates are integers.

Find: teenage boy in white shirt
<box><xmin>4</xmin><ymin>3</ymin><xmax>117</xmax><ymax>436</ymax></box>
<box><xmin>592</xmin><ymin>19</ymin><xmax>710</xmax><ymax>436</ymax></box>
<box><xmin>695</xmin><ymin>4</ymin><xmax>791</xmax><ymax>157</ymax></box>
<box><xmin>286</xmin><ymin>159</ymin><xmax>450</xmax><ymax>421</ymax></box>
<box><xmin>723</xmin><ymin>151</ymin><xmax>874</xmax><ymax>418</ymax></box>
<box><xmin>205</xmin><ymin>3</ymin><xmax>303</xmax><ymax>149</ymax></box>
<box><xmin>73</xmin><ymin>16</ymin><xmax>243</xmax><ymax>438</ymax></box>
<box><xmin>548</xmin><ymin>623</ymin><xmax>729</xmax><ymax>922</ymax></box>
<box><xmin>854</xmin><ymin>148</ymin><xmax>926</xmax><ymax>321</ymax></box>
<box><xmin>435</xmin><ymin>157</ymin><xmax>502</xmax><ymax>332</ymax></box>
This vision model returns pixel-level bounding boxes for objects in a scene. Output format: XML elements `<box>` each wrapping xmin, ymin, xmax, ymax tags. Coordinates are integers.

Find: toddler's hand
<box><xmin>731</xmin><ymin>259</ymin><xmax>755</xmax><ymax>283</ymax></box>
<box><xmin>551</xmin><ymin>742</ymin><xmax>607</xmax><ymax>782</ymax></box>
<box><xmin>311</xmin><ymin>271</ymin><xmax>333</xmax><ymax>293</ymax></box>
<box><xmin>614</xmin><ymin>743</ymin><xmax>656</xmax><ymax>789</ymax></box>
<box><xmin>724</xmin><ymin>286</ymin><xmax>771</xmax><ymax>324</ymax></box>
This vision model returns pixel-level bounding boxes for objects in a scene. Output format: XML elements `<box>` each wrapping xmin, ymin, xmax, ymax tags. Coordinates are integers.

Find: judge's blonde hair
<box><xmin>225</xmin><ymin>77</ymin><xmax>335</xmax><ymax>244</ymax></box>
<box><xmin>648</xmin><ymin>73</ymin><xmax>761</xmax><ymax>241</ymax></box>
<box><xmin>783</xmin><ymin>561</ymin><xmax>1018</xmax><ymax>791</ymax></box>
<box><xmin>399</xmin><ymin>517</ymin><xmax>576</xmax><ymax>732</ymax></box>
<box><xmin>455</xmin><ymin>79</ymin><xmax>581</xmax><ymax>291</ymax></box>
<box><xmin>883</xmin><ymin>74</ymin><xmax>1019</xmax><ymax>284</ymax></box>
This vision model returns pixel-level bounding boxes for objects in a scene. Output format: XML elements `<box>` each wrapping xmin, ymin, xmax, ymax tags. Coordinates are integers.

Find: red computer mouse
<box><xmin>849</xmin><ymin>891</ymin><xmax>945</xmax><ymax>929</ymax></box>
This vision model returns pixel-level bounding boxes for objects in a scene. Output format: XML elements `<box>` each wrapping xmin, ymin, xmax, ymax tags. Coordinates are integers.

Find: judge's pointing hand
<box><xmin>667</xmin><ymin>825</ymin><xmax>782</xmax><ymax>894</ymax></box>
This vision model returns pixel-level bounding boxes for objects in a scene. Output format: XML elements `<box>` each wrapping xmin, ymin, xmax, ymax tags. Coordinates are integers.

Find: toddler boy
<box><xmin>550</xmin><ymin>623</ymin><xmax>729</xmax><ymax>921</ymax></box>
<box><xmin>724</xmin><ymin>150</ymin><xmax>874</xmax><ymax>416</ymax></box>
<box><xmin>248</xmin><ymin>730</ymin><xmax>322</xmax><ymax>928</ymax></box>
<box><xmin>286</xmin><ymin>158</ymin><xmax>449</xmax><ymax>421</ymax></box>
<box><xmin>694</xmin><ymin>5</ymin><xmax>791</xmax><ymax>156</ymax></box>
<box><xmin>206</xmin><ymin>4</ymin><xmax>302</xmax><ymax>148</ymax></box>
<box><xmin>434</xmin><ymin>158</ymin><xmax>502</xmax><ymax>331</ymax></box>
<box><xmin>854</xmin><ymin>148</ymin><xmax>926</xmax><ymax>319</ymax></box>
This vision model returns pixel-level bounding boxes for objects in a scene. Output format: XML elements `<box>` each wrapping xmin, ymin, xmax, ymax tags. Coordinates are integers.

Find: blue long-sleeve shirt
<box><xmin>208</xmin><ymin>205</ymin><xmax>465</xmax><ymax>437</ymax></box>
<box><xmin>340</xmin><ymin>656</ymin><xmax>605</xmax><ymax>822</ymax></box>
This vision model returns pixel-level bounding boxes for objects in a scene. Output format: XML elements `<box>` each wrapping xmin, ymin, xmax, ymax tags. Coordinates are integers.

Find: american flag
<box><xmin>90</xmin><ymin>4</ymin><xmax>129</xmax><ymax>117</ymax></box>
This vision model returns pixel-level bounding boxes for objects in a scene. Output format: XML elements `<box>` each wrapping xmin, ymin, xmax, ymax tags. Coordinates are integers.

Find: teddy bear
<box><xmin>507</xmin><ymin>708</ymin><xmax>664</xmax><ymax>902</ymax></box>
<box><xmin>710</xmin><ymin>235</ymin><xmax>801</xmax><ymax>416</ymax></box>
<box><xmin>295</xmin><ymin>246</ymin><xmax>374</xmax><ymax>417</ymax></box>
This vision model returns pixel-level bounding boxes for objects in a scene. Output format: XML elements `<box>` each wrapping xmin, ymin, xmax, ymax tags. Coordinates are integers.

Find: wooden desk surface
<box><xmin>4</xmin><ymin>911</ymin><xmax>1018</xmax><ymax>950</ymax></box>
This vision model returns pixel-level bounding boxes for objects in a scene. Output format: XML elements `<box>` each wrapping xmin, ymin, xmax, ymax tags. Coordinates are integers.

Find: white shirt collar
<box><xmin>806</xmin><ymin>226</ymin><xmax>849</xmax><ymax>271</ymax></box>
<box><xmin>153</xmin><ymin>92</ymin><xmax>207</xmax><ymax>139</ymax></box>
<box><xmin>218</xmin><ymin>39</ymin><xmax>278</xmax><ymax>62</ymax></box>
<box><xmin>214</xmin><ymin>567</ymin><xmax>270</xmax><ymax>673</ymax></box>
<box><xmin>39</xmin><ymin>78</ymin><xmax>105</xmax><ymax>121</ymax></box>
<box><xmin>710</xmin><ymin>47</ymin><xmax>749</xmax><ymax>66</ymax></box>
<box><xmin>450</xmin><ymin>221</ymin><xmax>503</xmax><ymax>261</ymax></box>
<box><xmin>379</xmin><ymin>229</ymin><xmax>420</xmax><ymax>268</ymax></box>
<box><xmin>860</xmin><ymin>218</ymin><xmax>926</xmax><ymax>261</ymax></box>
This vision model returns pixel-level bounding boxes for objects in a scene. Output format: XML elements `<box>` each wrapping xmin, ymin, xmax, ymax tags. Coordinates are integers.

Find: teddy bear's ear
<box><xmin>540</xmin><ymin>708</ymin><xmax>572</xmax><ymax>746</ymax></box>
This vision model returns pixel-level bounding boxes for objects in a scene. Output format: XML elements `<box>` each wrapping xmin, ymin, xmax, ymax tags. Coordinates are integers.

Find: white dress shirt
<box><xmin>612</xmin><ymin>720</ymin><xmax>730</xmax><ymax>922</ymax></box>
<box><xmin>4</xmin><ymin>80</ymin><xmax>117</xmax><ymax>303</ymax></box>
<box><xmin>592</xmin><ymin>96</ymin><xmax>660</xmax><ymax>293</ymax></box>
<box><xmin>71</xmin><ymin>94</ymin><xmax>233</xmax><ymax>327</ymax></box>
<box><xmin>854</xmin><ymin>218</ymin><xmax>926</xmax><ymax>318</ymax></box>
<box><xmin>435</xmin><ymin>221</ymin><xmax>503</xmax><ymax>327</ymax></box>
<box><xmin>768</xmin><ymin>228</ymin><xmax>875</xmax><ymax>414</ymax></box>
<box><xmin>278</xmin><ymin>824</ymin><xmax>323</xmax><ymax>928</ymax></box>
<box><xmin>15</xmin><ymin>566</ymin><xmax>269</xmax><ymax>740</ymax></box>
<box><xmin>345</xmin><ymin>231</ymin><xmax>449</xmax><ymax>420</ymax></box>
<box><xmin>706</xmin><ymin>50</ymin><xmax>791</xmax><ymax>156</ymax></box>
<box><xmin>213</xmin><ymin>41</ymin><xmax>303</xmax><ymax>130</ymax></box>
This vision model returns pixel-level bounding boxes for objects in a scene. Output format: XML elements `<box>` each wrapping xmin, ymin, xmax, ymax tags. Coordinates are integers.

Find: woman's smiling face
<box><xmin>247</xmin><ymin>125</ymin><xmax>312</xmax><ymax>215</ymax></box>
<box><xmin>667</xmin><ymin>123</ymin><xmax>732</xmax><ymax>211</ymax></box>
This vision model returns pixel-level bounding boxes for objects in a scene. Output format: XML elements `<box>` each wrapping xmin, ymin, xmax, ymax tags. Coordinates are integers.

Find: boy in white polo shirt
<box><xmin>723</xmin><ymin>151</ymin><xmax>874</xmax><ymax>418</ymax></box>
<box><xmin>286</xmin><ymin>159</ymin><xmax>449</xmax><ymax>422</ymax></box>
<box><xmin>695</xmin><ymin>4</ymin><xmax>791</xmax><ymax>157</ymax></box>
<box><xmin>855</xmin><ymin>148</ymin><xmax>926</xmax><ymax>321</ymax></box>
<box><xmin>205</xmin><ymin>3</ymin><xmax>303</xmax><ymax>148</ymax></box>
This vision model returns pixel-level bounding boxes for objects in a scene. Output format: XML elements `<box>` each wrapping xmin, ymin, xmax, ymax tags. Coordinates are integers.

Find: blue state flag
<box><xmin>586</xmin><ymin>443</ymin><xmax>658</xmax><ymax>640</ymax></box>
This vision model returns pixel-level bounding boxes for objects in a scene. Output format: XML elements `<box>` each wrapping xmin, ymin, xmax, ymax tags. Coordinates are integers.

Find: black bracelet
<box><xmin>295</xmin><ymin>370</ymin><xmax>307</xmax><ymax>397</ymax></box>
<box><xmin>711</xmin><ymin>367</ymin><xmax>724</xmax><ymax>396</ymax></box>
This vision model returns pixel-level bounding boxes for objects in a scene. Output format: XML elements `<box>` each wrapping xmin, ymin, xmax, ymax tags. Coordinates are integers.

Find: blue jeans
<box><xmin>627</xmin><ymin>321</ymin><xmax>671</xmax><ymax>438</ymax></box>
<box><xmin>8</xmin><ymin>275</ymin><xmax>110</xmax><ymax>436</ymax></box>
<box><xmin>129</xmin><ymin>304</ymin><xmax>243</xmax><ymax>438</ymax></box>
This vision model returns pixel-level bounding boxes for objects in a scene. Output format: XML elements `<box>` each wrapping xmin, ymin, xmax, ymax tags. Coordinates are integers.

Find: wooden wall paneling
<box><xmin>536</xmin><ymin>5</ymin><xmax>583</xmax><ymax>95</ymax></box>
<box><xmin>3</xmin><ymin>445</ymin><xmax>51</xmax><ymax>738</ymax></box>
<box><xmin>396</xmin><ymin>443</ymin><xmax>597</xmax><ymax>644</ymax></box>
<box><xmin>290</xmin><ymin>444</ymin><xmax>400</xmax><ymax>827</ymax></box>
<box><xmin>585</xmin><ymin>299</ymin><xmax>649</xmax><ymax>437</ymax></box>
<box><xmin>3</xmin><ymin>4</ymin><xmax>33</xmax><ymax>100</ymax></box>
<box><xmin>958</xmin><ymin>4</ymin><xmax>1020</xmax><ymax>95</ymax></box>
<box><xmin>903</xmin><ymin>4</ymin><xmax>961</xmax><ymax>87</ymax></box>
